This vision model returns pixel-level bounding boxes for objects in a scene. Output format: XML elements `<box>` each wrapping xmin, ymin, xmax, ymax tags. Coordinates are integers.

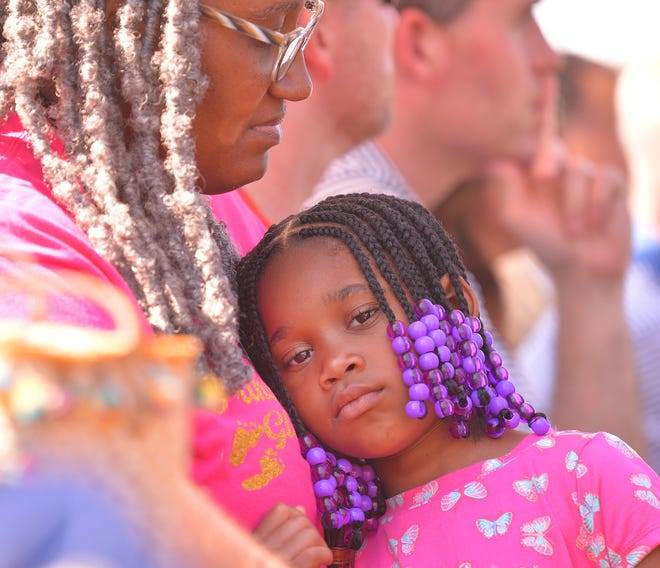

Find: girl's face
<box><xmin>193</xmin><ymin>0</ymin><xmax>314</xmax><ymax>193</ymax></box>
<box><xmin>257</xmin><ymin>237</ymin><xmax>440</xmax><ymax>460</ymax></box>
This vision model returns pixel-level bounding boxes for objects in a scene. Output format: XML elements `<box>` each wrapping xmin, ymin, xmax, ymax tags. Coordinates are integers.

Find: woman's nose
<box><xmin>269</xmin><ymin>52</ymin><xmax>312</xmax><ymax>102</ymax></box>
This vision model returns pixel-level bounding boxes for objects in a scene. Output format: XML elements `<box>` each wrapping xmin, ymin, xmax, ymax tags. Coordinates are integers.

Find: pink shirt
<box><xmin>0</xmin><ymin>114</ymin><xmax>316</xmax><ymax>531</ymax></box>
<box><xmin>208</xmin><ymin>190</ymin><xmax>269</xmax><ymax>256</ymax></box>
<box><xmin>358</xmin><ymin>430</ymin><xmax>660</xmax><ymax>567</ymax></box>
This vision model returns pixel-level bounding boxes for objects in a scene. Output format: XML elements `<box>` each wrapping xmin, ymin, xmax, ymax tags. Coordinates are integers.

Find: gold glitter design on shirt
<box><xmin>241</xmin><ymin>449</ymin><xmax>286</xmax><ymax>491</ymax></box>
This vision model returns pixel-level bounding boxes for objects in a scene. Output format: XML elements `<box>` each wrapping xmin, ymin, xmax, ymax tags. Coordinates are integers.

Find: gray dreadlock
<box><xmin>0</xmin><ymin>0</ymin><xmax>251</xmax><ymax>393</ymax></box>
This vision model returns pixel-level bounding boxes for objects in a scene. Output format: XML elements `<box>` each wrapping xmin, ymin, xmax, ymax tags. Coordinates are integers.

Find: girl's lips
<box><xmin>335</xmin><ymin>388</ymin><xmax>384</xmax><ymax>421</ymax></box>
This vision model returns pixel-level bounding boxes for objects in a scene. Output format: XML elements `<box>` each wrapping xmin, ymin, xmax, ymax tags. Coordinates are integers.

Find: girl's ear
<box><xmin>439</xmin><ymin>274</ymin><xmax>480</xmax><ymax>317</ymax></box>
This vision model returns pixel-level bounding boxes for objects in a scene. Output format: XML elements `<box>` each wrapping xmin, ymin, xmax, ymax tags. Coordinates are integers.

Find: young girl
<box><xmin>237</xmin><ymin>192</ymin><xmax>660</xmax><ymax>567</ymax></box>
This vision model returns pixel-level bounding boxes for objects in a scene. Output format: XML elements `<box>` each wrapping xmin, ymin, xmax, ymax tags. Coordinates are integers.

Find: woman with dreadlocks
<box><xmin>237</xmin><ymin>192</ymin><xmax>660</xmax><ymax>567</ymax></box>
<box><xmin>0</xmin><ymin>0</ymin><xmax>333</xmax><ymax>565</ymax></box>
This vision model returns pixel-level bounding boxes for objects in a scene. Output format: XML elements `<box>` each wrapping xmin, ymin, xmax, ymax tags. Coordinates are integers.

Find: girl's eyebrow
<box><xmin>322</xmin><ymin>283</ymin><xmax>370</xmax><ymax>306</ymax></box>
<box><xmin>269</xmin><ymin>325</ymin><xmax>291</xmax><ymax>348</ymax></box>
<box><xmin>268</xmin><ymin>283</ymin><xmax>370</xmax><ymax>347</ymax></box>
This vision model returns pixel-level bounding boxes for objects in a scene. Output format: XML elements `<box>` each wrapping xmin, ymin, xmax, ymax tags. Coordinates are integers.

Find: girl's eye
<box><xmin>283</xmin><ymin>348</ymin><xmax>313</xmax><ymax>369</ymax></box>
<box><xmin>351</xmin><ymin>307</ymin><xmax>380</xmax><ymax>327</ymax></box>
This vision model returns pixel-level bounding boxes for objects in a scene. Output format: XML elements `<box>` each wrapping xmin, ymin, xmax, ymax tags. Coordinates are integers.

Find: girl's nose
<box><xmin>319</xmin><ymin>351</ymin><xmax>365</xmax><ymax>389</ymax></box>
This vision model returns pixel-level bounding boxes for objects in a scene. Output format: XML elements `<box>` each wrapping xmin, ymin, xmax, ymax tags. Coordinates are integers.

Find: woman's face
<box><xmin>193</xmin><ymin>0</ymin><xmax>314</xmax><ymax>193</ymax></box>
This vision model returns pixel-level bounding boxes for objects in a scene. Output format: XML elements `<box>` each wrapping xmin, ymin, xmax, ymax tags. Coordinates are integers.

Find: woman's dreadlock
<box><xmin>0</xmin><ymin>0</ymin><xmax>249</xmax><ymax>393</ymax></box>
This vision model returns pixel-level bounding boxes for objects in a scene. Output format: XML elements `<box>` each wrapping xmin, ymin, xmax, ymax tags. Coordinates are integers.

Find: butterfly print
<box><xmin>520</xmin><ymin>516</ymin><xmax>553</xmax><ymax>557</ymax></box>
<box><xmin>410</xmin><ymin>481</ymin><xmax>438</xmax><ymax>509</ymax></box>
<box><xmin>512</xmin><ymin>473</ymin><xmax>549</xmax><ymax>502</ymax></box>
<box><xmin>566</xmin><ymin>450</ymin><xmax>588</xmax><ymax>478</ymax></box>
<box><xmin>630</xmin><ymin>473</ymin><xmax>660</xmax><ymax>509</ymax></box>
<box><xmin>388</xmin><ymin>524</ymin><xmax>419</xmax><ymax>557</ymax></box>
<box><xmin>476</xmin><ymin>512</ymin><xmax>512</xmax><ymax>539</ymax></box>
<box><xmin>440</xmin><ymin>481</ymin><xmax>488</xmax><ymax>511</ymax></box>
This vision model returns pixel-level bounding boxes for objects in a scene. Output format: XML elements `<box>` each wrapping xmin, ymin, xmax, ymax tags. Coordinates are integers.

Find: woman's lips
<box><xmin>251</xmin><ymin>123</ymin><xmax>282</xmax><ymax>144</ymax></box>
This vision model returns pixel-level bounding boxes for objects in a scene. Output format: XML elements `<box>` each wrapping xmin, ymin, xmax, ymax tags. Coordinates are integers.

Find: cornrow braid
<box><xmin>0</xmin><ymin>0</ymin><xmax>250</xmax><ymax>393</ymax></box>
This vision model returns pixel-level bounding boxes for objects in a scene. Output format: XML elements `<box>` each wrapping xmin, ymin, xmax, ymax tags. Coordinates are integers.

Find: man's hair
<box><xmin>397</xmin><ymin>0</ymin><xmax>472</xmax><ymax>24</ymax></box>
<box><xmin>0</xmin><ymin>0</ymin><xmax>250</xmax><ymax>392</ymax></box>
<box><xmin>236</xmin><ymin>192</ymin><xmax>472</xmax><ymax>435</ymax></box>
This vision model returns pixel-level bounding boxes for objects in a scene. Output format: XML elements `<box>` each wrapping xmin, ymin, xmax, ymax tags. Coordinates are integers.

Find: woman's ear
<box><xmin>439</xmin><ymin>274</ymin><xmax>480</xmax><ymax>317</ymax></box>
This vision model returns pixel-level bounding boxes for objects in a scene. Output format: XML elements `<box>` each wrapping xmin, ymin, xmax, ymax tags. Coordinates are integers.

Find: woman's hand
<box><xmin>254</xmin><ymin>503</ymin><xmax>333</xmax><ymax>568</ymax></box>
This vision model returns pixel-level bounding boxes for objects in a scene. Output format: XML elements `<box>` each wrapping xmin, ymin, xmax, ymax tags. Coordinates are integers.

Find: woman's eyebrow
<box><xmin>246</xmin><ymin>1</ymin><xmax>300</xmax><ymax>20</ymax></box>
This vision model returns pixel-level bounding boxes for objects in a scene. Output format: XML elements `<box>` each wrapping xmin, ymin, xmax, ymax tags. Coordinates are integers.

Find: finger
<box><xmin>531</xmin><ymin>75</ymin><xmax>563</xmax><ymax>179</ymax></box>
<box><xmin>253</xmin><ymin>503</ymin><xmax>301</xmax><ymax>542</ymax></box>
<box><xmin>586</xmin><ymin>165</ymin><xmax>625</xmax><ymax>230</ymax></box>
<box><xmin>261</xmin><ymin>517</ymin><xmax>328</xmax><ymax>564</ymax></box>
<box><xmin>562</xmin><ymin>156</ymin><xmax>593</xmax><ymax>236</ymax></box>
<box><xmin>291</xmin><ymin>545</ymin><xmax>334</xmax><ymax>568</ymax></box>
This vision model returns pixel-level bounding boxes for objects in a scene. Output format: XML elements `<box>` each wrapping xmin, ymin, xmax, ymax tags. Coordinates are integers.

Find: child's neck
<box><xmin>370</xmin><ymin>425</ymin><xmax>529</xmax><ymax>498</ymax></box>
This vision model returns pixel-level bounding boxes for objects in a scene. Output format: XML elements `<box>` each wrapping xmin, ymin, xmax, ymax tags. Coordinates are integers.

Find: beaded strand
<box><xmin>388</xmin><ymin>298</ymin><xmax>550</xmax><ymax>439</ymax></box>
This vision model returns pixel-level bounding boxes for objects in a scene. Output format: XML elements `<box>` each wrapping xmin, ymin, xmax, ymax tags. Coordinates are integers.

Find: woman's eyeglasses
<box><xmin>199</xmin><ymin>0</ymin><xmax>325</xmax><ymax>82</ymax></box>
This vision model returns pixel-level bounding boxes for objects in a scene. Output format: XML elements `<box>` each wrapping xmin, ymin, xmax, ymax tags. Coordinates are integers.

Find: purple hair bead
<box><xmin>415</xmin><ymin>298</ymin><xmax>438</xmax><ymax>317</ymax></box>
<box><xmin>460</xmin><ymin>339</ymin><xmax>478</xmax><ymax>357</ymax></box>
<box><xmin>397</xmin><ymin>352</ymin><xmax>418</xmax><ymax>371</ymax></box>
<box><xmin>409</xmin><ymin>383</ymin><xmax>430</xmax><ymax>401</ymax></box>
<box><xmin>454</xmin><ymin>395</ymin><xmax>473</xmax><ymax>419</ymax></box>
<box><xmin>387</xmin><ymin>320</ymin><xmax>406</xmax><ymax>339</ymax></box>
<box><xmin>337</xmin><ymin>458</ymin><xmax>352</xmax><ymax>474</ymax></box>
<box><xmin>429</xmin><ymin>329</ymin><xmax>447</xmax><ymax>347</ymax></box>
<box><xmin>507</xmin><ymin>392</ymin><xmax>524</xmax><ymax>408</ymax></box>
<box><xmin>314</xmin><ymin>479</ymin><xmax>335</xmax><ymax>498</ymax></box>
<box><xmin>448</xmin><ymin>309</ymin><xmax>465</xmax><ymax>326</ymax></box>
<box><xmin>402</xmin><ymin>368</ymin><xmax>423</xmax><ymax>387</ymax></box>
<box><xmin>406</xmin><ymin>400</ymin><xmax>427</xmax><ymax>419</ymax></box>
<box><xmin>449</xmin><ymin>419</ymin><xmax>470</xmax><ymax>439</ymax></box>
<box><xmin>414</xmin><ymin>335</ymin><xmax>435</xmax><ymax>355</ymax></box>
<box><xmin>431</xmin><ymin>383</ymin><xmax>448</xmax><ymax>400</ymax></box>
<box><xmin>407</xmin><ymin>321</ymin><xmax>428</xmax><ymax>340</ymax></box>
<box><xmin>419</xmin><ymin>352</ymin><xmax>440</xmax><ymax>371</ymax></box>
<box><xmin>452</xmin><ymin>323</ymin><xmax>473</xmax><ymax>342</ymax></box>
<box><xmin>487</xmin><ymin>395</ymin><xmax>508</xmax><ymax>417</ymax></box>
<box><xmin>485</xmin><ymin>417</ymin><xmax>505</xmax><ymax>439</ymax></box>
<box><xmin>345</xmin><ymin>476</ymin><xmax>358</xmax><ymax>493</ymax></box>
<box><xmin>467</xmin><ymin>316</ymin><xmax>482</xmax><ymax>333</ymax></box>
<box><xmin>439</xmin><ymin>362</ymin><xmax>455</xmax><ymax>380</ymax></box>
<box><xmin>362</xmin><ymin>465</ymin><xmax>375</xmax><ymax>482</ymax></box>
<box><xmin>501</xmin><ymin>409</ymin><xmax>520</xmax><ymax>429</ymax></box>
<box><xmin>437</xmin><ymin>345</ymin><xmax>451</xmax><ymax>363</ymax></box>
<box><xmin>350</xmin><ymin>508</ymin><xmax>366</xmax><ymax>523</ymax></box>
<box><xmin>306</xmin><ymin>446</ymin><xmax>327</xmax><ymax>466</ymax></box>
<box><xmin>496</xmin><ymin>380</ymin><xmax>515</xmax><ymax>397</ymax></box>
<box><xmin>434</xmin><ymin>398</ymin><xmax>454</xmax><ymax>418</ymax></box>
<box><xmin>392</xmin><ymin>336</ymin><xmax>412</xmax><ymax>355</ymax></box>
<box><xmin>421</xmin><ymin>314</ymin><xmax>440</xmax><ymax>331</ymax></box>
<box><xmin>518</xmin><ymin>402</ymin><xmax>535</xmax><ymax>420</ymax></box>
<box><xmin>489</xmin><ymin>351</ymin><xmax>503</xmax><ymax>368</ymax></box>
<box><xmin>529</xmin><ymin>413</ymin><xmax>550</xmax><ymax>436</ymax></box>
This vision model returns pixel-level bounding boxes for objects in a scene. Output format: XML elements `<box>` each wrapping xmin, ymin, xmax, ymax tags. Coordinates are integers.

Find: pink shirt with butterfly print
<box><xmin>357</xmin><ymin>430</ymin><xmax>660</xmax><ymax>567</ymax></box>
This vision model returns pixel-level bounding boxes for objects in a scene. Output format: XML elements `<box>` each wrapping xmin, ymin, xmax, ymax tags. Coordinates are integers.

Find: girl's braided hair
<box><xmin>237</xmin><ymin>192</ymin><xmax>479</xmax><ymax>436</ymax></box>
<box><xmin>0</xmin><ymin>0</ymin><xmax>250</xmax><ymax>393</ymax></box>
